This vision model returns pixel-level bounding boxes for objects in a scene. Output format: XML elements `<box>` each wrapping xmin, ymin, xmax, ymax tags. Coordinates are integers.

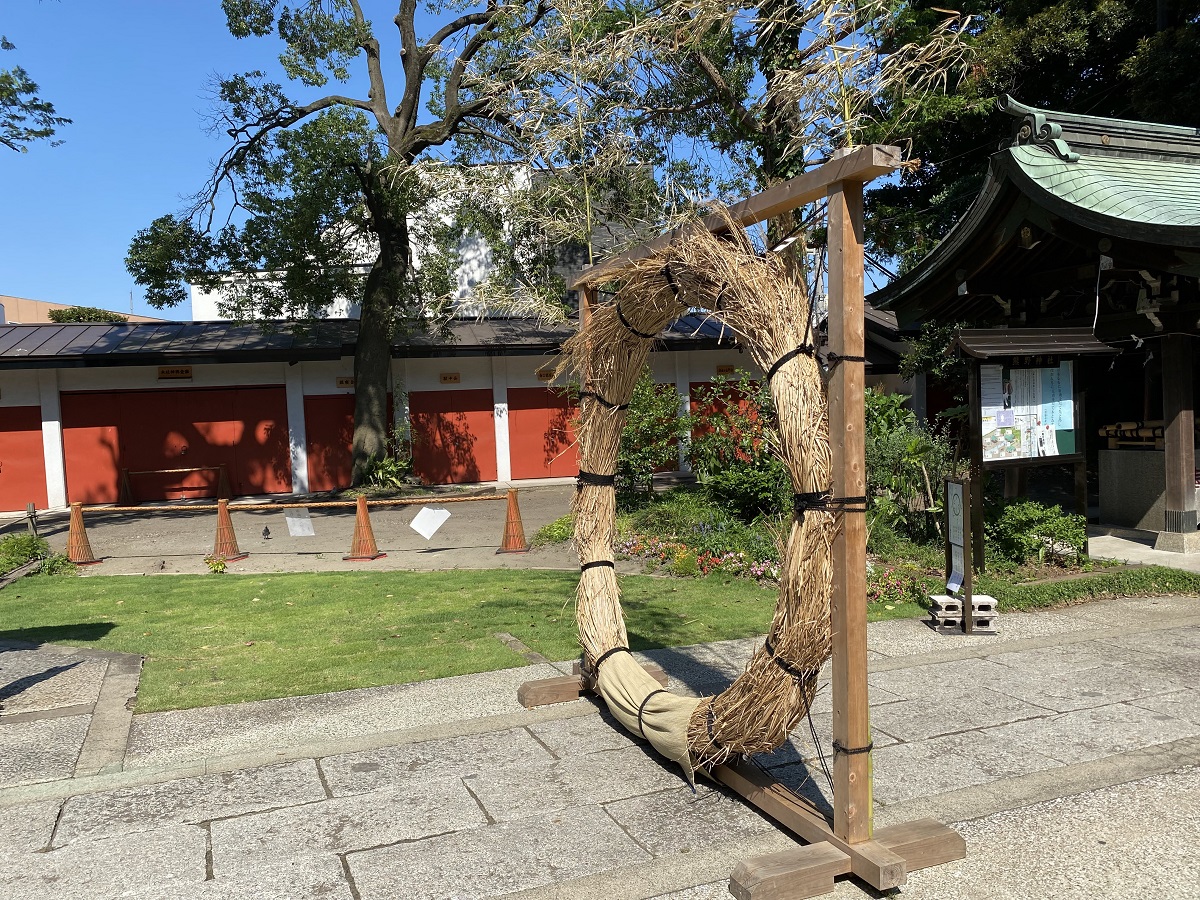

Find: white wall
<box><xmin>0</xmin><ymin>370</ymin><xmax>42</xmax><ymax>407</ymax></box>
<box><xmin>57</xmin><ymin>362</ymin><xmax>289</xmax><ymax>392</ymax></box>
<box><xmin>405</xmin><ymin>357</ymin><xmax>493</xmax><ymax>392</ymax></box>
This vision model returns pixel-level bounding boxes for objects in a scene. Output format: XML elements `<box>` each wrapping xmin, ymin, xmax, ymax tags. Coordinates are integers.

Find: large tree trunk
<box><xmin>351</xmin><ymin>209</ymin><xmax>409</xmax><ymax>486</ymax></box>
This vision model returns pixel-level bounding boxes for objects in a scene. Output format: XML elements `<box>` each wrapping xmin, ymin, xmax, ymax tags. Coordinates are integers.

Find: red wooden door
<box><xmin>305</xmin><ymin>395</ymin><xmax>355</xmax><ymax>491</ymax></box>
<box><xmin>409</xmin><ymin>389</ymin><xmax>497</xmax><ymax>484</ymax></box>
<box><xmin>0</xmin><ymin>406</ymin><xmax>48</xmax><ymax>511</ymax></box>
<box><xmin>62</xmin><ymin>393</ymin><xmax>122</xmax><ymax>504</ymax></box>
<box><xmin>507</xmin><ymin>387</ymin><xmax>579</xmax><ymax>479</ymax></box>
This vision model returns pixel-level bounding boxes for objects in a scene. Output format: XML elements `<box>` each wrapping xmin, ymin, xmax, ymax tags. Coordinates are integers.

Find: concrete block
<box><xmin>0</xmin><ymin>714</ymin><xmax>90</xmax><ymax>788</ymax></box>
<box><xmin>462</xmin><ymin>744</ymin><xmax>682</xmax><ymax>822</ymax></box>
<box><xmin>347</xmin><ymin>803</ymin><xmax>650</xmax><ymax>899</ymax></box>
<box><xmin>55</xmin><ymin>759</ymin><xmax>327</xmax><ymax>846</ymax></box>
<box><xmin>0</xmin><ymin>800</ymin><xmax>61</xmax><ymax>863</ymax></box>
<box><xmin>320</xmin><ymin>726</ymin><xmax>553</xmax><ymax>797</ymax></box>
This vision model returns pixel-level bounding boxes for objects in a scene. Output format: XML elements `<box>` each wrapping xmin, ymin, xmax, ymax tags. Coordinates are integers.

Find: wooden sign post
<box><xmin>945</xmin><ymin>477</ymin><xmax>974</xmax><ymax>633</ymax></box>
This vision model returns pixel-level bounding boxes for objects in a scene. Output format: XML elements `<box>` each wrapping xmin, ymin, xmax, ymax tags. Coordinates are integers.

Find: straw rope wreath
<box><xmin>560</xmin><ymin>221</ymin><xmax>838</xmax><ymax>781</ymax></box>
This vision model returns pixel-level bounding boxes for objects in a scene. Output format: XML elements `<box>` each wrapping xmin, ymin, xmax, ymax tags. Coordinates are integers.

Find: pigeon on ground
<box><xmin>262</xmin><ymin>526</ymin><xmax>271</xmax><ymax>539</ymax></box>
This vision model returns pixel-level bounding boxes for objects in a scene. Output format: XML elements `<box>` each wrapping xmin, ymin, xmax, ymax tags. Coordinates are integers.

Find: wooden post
<box><xmin>967</xmin><ymin>362</ymin><xmax>986</xmax><ymax>572</ymax></box>
<box><xmin>1161</xmin><ymin>334</ymin><xmax>1196</xmax><ymax>534</ymax></box>
<box><xmin>826</xmin><ymin>174</ymin><xmax>872</xmax><ymax>844</ymax></box>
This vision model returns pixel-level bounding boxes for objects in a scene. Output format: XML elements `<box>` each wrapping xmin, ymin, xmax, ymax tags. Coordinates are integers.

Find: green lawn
<box><xmin>1</xmin><ymin>570</ymin><xmax>925</xmax><ymax>713</ymax></box>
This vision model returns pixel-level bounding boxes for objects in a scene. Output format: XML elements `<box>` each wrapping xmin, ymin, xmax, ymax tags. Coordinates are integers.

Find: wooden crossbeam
<box><xmin>515</xmin><ymin>662</ymin><xmax>669</xmax><ymax>708</ymax></box>
<box><xmin>571</xmin><ymin>144</ymin><xmax>901</xmax><ymax>289</ymax></box>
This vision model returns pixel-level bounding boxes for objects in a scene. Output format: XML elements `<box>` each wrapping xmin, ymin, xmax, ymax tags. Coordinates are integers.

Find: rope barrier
<box><xmin>90</xmin><ymin>495</ymin><xmax>509</xmax><ymax>514</ymax></box>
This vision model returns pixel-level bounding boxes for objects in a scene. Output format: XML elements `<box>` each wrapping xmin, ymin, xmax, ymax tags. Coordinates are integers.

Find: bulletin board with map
<box><xmin>979</xmin><ymin>361</ymin><xmax>1078</xmax><ymax>465</ymax></box>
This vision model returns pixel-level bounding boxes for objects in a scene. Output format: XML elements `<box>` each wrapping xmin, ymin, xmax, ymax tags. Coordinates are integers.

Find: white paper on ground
<box><xmin>410</xmin><ymin>506</ymin><xmax>451</xmax><ymax>540</ymax></box>
<box><xmin>284</xmin><ymin>509</ymin><xmax>315</xmax><ymax>537</ymax></box>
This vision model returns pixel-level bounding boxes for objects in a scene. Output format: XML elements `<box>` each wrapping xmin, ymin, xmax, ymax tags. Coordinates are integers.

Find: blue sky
<box><xmin>0</xmin><ymin>2</ymin><xmax>390</xmax><ymax>320</ymax></box>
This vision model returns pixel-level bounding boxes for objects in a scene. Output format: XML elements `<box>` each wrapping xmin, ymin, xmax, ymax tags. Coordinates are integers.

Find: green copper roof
<box><xmin>1009</xmin><ymin>143</ymin><xmax>1200</xmax><ymax>233</ymax></box>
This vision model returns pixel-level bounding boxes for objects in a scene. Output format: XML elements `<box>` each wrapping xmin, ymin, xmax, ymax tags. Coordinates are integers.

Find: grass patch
<box><xmin>531</xmin><ymin>513</ymin><xmax>574</xmax><ymax>547</ymax></box>
<box><xmin>0</xmin><ymin>569</ymin><xmax>924</xmax><ymax>713</ymax></box>
<box><xmin>978</xmin><ymin>565</ymin><xmax>1200</xmax><ymax>611</ymax></box>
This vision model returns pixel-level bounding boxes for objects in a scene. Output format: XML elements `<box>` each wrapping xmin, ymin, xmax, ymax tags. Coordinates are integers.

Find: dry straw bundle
<box><xmin>561</xmin><ymin>218</ymin><xmax>836</xmax><ymax>776</ymax></box>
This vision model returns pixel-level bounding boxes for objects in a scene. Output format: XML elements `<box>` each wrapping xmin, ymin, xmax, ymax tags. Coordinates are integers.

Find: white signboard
<box><xmin>410</xmin><ymin>507</ymin><xmax>451</xmax><ymax>540</ymax></box>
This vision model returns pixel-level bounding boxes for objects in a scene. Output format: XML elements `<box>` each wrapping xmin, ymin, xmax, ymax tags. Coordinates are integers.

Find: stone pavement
<box><xmin>0</xmin><ymin>595</ymin><xmax>1198</xmax><ymax>899</ymax></box>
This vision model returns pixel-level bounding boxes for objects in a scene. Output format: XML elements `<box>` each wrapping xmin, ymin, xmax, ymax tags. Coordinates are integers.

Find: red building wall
<box><xmin>0</xmin><ymin>406</ymin><xmax>48</xmax><ymax>511</ymax></box>
<box><xmin>409</xmin><ymin>388</ymin><xmax>497</xmax><ymax>484</ymax></box>
<box><xmin>507</xmin><ymin>387</ymin><xmax>579</xmax><ymax>479</ymax></box>
<box><xmin>61</xmin><ymin>386</ymin><xmax>291</xmax><ymax>503</ymax></box>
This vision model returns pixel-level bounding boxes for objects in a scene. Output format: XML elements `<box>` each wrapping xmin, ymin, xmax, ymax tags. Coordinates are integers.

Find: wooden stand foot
<box><xmin>516</xmin><ymin>661</ymin><xmax>668</xmax><ymax>708</ymax></box>
<box><xmin>718</xmin><ymin>759</ymin><xmax>966</xmax><ymax>894</ymax></box>
<box><xmin>730</xmin><ymin>843</ymin><xmax>850</xmax><ymax>900</ymax></box>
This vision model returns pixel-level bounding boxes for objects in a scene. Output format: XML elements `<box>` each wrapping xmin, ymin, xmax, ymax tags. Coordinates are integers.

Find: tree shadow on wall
<box><xmin>411</xmin><ymin>410</ymin><xmax>480</xmax><ymax>484</ymax></box>
<box><xmin>543</xmin><ymin>403</ymin><xmax>580</xmax><ymax>472</ymax></box>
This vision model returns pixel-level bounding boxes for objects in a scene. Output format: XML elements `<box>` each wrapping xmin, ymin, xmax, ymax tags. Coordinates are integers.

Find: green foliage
<box><xmin>203</xmin><ymin>554</ymin><xmax>229</xmax><ymax>575</ymax></box>
<box><xmin>531</xmin><ymin>513</ymin><xmax>574</xmax><ymax>547</ymax></box>
<box><xmin>47</xmin><ymin>306</ymin><xmax>129</xmax><ymax>324</ymax></box>
<box><xmin>360</xmin><ymin>427</ymin><xmax>415</xmax><ymax>490</ymax></box>
<box><xmin>1</xmin><ymin>36</ymin><xmax>70</xmax><ymax>154</ymax></box>
<box><xmin>0</xmin><ymin>533</ymin><xmax>49</xmax><ymax>574</ymax></box>
<box><xmin>617</xmin><ymin>369</ymin><xmax>687</xmax><ymax>499</ymax></box>
<box><xmin>984</xmin><ymin>500</ymin><xmax>1087</xmax><ymax>566</ymax></box>
<box><xmin>868</xmin><ymin>0</ymin><xmax>1200</xmax><ymax>268</ymax></box>
<box><xmin>867</xmin><ymin>562</ymin><xmax>932</xmax><ymax>606</ymax></box>
<box><xmin>864</xmin><ymin>387</ymin><xmax>956</xmax><ymax>543</ymax></box>
<box><xmin>688</xmin><ymin>373</ymin><xmax>790</xmax><ymax>522</ymax></box>
<box><xmin>34</xmin><ymin>554</ymin><xmax>76</xmax><ymax>577</ymax></box>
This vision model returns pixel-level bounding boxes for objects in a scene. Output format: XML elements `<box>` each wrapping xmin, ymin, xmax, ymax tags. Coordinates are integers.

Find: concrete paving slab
<box><xmin>978</xmin><ymin>702</ymin><xmax>1198</xmax><ymax>767</ymax></box>
<box><xmin>54</xmin><ymin>760</ymin><xmax>326</xmax><ymax>846</ymax></box>
<box><xmin>0</xmin><ymin>714</ymin><xmax>89</xmax><ymax>787</ymax></box>
<box><xmin>125</xmin><ymin>662</ymin><xmax>568</xmax><ymax>770</ymax></box>
<box><xmin>320</xmin><ymin>727</ymin><xmax>554</xmax><ymax>798</ymax></box>
<box><xmin>867</xmin><ymin>656</ymin><xmax>1014</xmax><ymax>701</ymax></box>
<box><xmin>199</xmin><ymin>853</ymin><xmax>355</xmax><ymax>900</ymax></box>
<box><xmin>985</xmin><ymin>639</ymin><xmax>1135</xmax><ymax>676</ymax></box>
<box><xmin>527</xmin><ymin>708</ymin><xmax>642</xmax><ymax>758</ymax></box>
<box><xmin>865</xmin><ymin>612</ymin><xmax>1080</xmax><ymax>658</ymax></box>
<box><xmin>603</xmin><ymin>781</ymin><xmax>774</xmax><ymax>857</ymax></box>
<box><xmin>872</xmin><ymin>727</ymin><xmax>1064</xmax><ymax>807</ymax></box>
<box><xmin>0</xmin><ymin>651</ymin><xmax>107</xmax><ymax>716</ymax></box>
<box><xmin>896</xmin><ymin>766</ymin><xmax>1200</xmax><ymax>900</ymax></box>
<box><xmin>0</xmin><ymin>799</ymin><xmax>60</xmax><ymax>862</ymax></box>
<box><xmin>980</xmin><ymin>657</ymin><xmax>1191</xmax><ymax>714</ymax></box>
<box><xmin>1130</xmin><ymin>689</ymin><xmax>1200</xmax><ymax>727</ymax></box>
<box><xmin>463</xmin><ymin>744</ymin><xmax>683</xmax><ymax>822</ymax></box>
<box><xmin>347</xmin><ymin>804</ymin><xmax>651</xmax><ymax>899</ymax></box>
<box><xmin>209</xmin><ymin>775</ymin><xmax>484</xmax><ymax>877</ymax></box>
<box><xmin>1</xmin><ymin>823</ymin><xmax>208</xmax><ymax>900</ymax></box>
<box><xmin>868</xmin><ymin>686</ymin><xmax>1053</xmax><ymax>743</ymax></box>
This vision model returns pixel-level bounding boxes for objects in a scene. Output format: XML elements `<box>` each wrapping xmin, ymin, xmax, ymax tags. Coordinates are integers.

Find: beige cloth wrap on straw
<box><xmin>595</xmin><ymin>652</ymin><xmax>702</xmax><ymax>782</ymax></box>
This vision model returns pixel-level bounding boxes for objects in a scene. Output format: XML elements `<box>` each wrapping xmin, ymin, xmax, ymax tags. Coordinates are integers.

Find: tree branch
<box><xmin>690</xmin><ymin>49</ymin><xmax>761</xmax><ymax>137</ymax></box>
<box><xmin>346</xmin><ymin>0</ymin><xmax>391</xmax><ymax>124</ymax></box>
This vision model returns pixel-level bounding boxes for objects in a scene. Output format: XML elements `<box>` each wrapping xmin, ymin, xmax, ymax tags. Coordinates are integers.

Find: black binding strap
<box><xmin>705</xmin><ymin>703</ymin><xmax>726</xmax><ymax>752</ymax></box>
<box><xmin>793</xmin><ymin>492</ymin><xmax>868</xmax><ymax>520</ymax></box>
<box><xmin>592</xmin><ymin>645</ymin><xmax>631</xmax><ymax>672</ymax></box>
<box><xmin>578</xmin><ymin>390</ymin><xmax>629</xmax><ymax>411</ymax></box>
<box><xmin>577</xmin><ymin>470</ymin><xmax>617</xmax><ymax>489</ymax></box>
<box><xmin>617</xmin><ymin>304</ymin><xmax>657</xmax><ymax>339</ymax></box>
<box><xmin>763</xmin><ymin>637</ymin><xmax>817</xmax><ymax>683</ymax></box>
<box><xmin>662</xmin><ymin>264</ymin><xmax>679</xmax><ymax>297</ymax></box>
<box><xmin>636</xmin><ymin>688</ymin><xmax>670</xmax><ymax>738</ymax></box>
<box><xmin>833</xmin><ymin>739</ymin><xmax>874</xmax><ymax>756</ymax></box>
<box><xmin>580</xmin><ymin>560</ymin><xmax>616</xmax><ymax>572</ymax></box>
<box><xmin>822</xmin><ymin>350</ymin><xmax>868</xmax><ymax>369</ymax></box>
<box><xmin>766</xmin><ymin>344</ymin><xmax>817</xmax><ymax>382</ymax></box>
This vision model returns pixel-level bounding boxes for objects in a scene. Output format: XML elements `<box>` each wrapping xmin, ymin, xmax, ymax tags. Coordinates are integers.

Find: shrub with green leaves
<box><xmin>864</xmin><ymin>387</ymin><xmax>957</xmax><ymax>544</ymax></box>
<box><xmin>532</xmin><ymin>513</ymin><xmax>574</xmax><ymax>547</ymax></box>
<box><xmin>618</xmin><ymin>368</ymin><xmax>688</xmax><ymax>500</ymax></box>
<box><xmin>0</xmin><ymin>533</ymin><xmax>49</xmax><ymax>574</ymax></box>
<box><xmin>688</xmin><ymin>372</ymin><xmax>790</xmax><ymax>522</ymax></box>
<box><xmin>985</xmin><ymin>500</ymin><xmax>1087</xmax><ymax>566</ymax></box>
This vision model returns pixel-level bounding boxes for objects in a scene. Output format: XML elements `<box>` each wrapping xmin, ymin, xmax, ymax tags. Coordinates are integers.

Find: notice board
<box><xmin>979</xmin><ymin>361</ymin><xmax>1076</xmax><ymax>463</ymax></box>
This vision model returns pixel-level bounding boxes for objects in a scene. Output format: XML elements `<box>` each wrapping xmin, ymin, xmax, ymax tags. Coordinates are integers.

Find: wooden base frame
<box><xmin>516</xmin><ymin>662</ymin><xmax>668</xmax><ymax>708</ymax></box>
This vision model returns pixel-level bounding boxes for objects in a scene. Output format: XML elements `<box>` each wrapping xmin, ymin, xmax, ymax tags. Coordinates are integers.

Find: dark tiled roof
<box><xmin>0</xmin><ymin>316</ymin><xmax>738</xmax><ymax>369</ymax></box>
<box><xmin>956</xmin><ymin>328</ymin><xmax>1119</xmax><ymax>359</ymax></box>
